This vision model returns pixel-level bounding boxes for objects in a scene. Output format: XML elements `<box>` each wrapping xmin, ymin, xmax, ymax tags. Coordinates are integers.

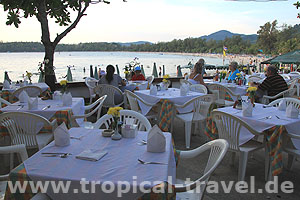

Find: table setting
<box><xmin>4</xmin><ymin>127</ymin><xmax>176</xmax><ymax>200</ymax></box>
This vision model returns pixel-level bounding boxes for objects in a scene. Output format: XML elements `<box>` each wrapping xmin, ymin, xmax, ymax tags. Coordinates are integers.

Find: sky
<box><xmin>0</xmin><ymin>0</ymin><xmax>299</xmax><ymax>44</ymax></box>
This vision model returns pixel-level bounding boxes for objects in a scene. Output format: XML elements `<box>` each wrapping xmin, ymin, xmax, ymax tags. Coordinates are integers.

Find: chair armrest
<box><xmin>287</xmin><ymin>133</ymin><xmax>300</xmax><ymax>140</ymax></box>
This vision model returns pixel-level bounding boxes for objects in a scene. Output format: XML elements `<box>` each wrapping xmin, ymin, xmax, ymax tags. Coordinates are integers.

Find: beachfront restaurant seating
<box><xmin>212</xmin><ymin>110</ymin><xmax>265</xmax><ymax>181</ymax></box>
<box><xmin>93</xmin><ymin>109</ymin><xmax>151</xmax><ymax>132</ymax></box>
<box><xmin>267</xmin><ymin>97</ymin><xmax>300</xmax><ymax>110</ymax></box>
<box><xmin>94</xmin><ymin>84</ymin><xmax>124</xmax><ymax>108</ymax></box>
<box><xmin>207</xmin><ymin>84</ymin><xmax>240</xmax><ymax>107</ymax></box>
<box><xmin>175</xmin><ymin>139</ymin><xmax>228</xmax><ymax>200</ymax></box>
<box><xmin>12</xmin><ymin>85</ymin><xmax>42</xmax><ymax>100</ymax></box>
<box><xmin>261</xmin><ymin>87</ymin><xmax>296</xmax><ymax>104</ymax></box>
<box><xmin>189</xmin><ymin>84</ymin><xmax>208</xmax><ymax>94</ymax></box>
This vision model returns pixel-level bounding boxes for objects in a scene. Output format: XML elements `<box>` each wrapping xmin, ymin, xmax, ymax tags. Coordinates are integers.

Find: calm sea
<box><xmin>0</xmin><ymin>51</ymin><xmax>229</xmax><ymax>83</ymax></box>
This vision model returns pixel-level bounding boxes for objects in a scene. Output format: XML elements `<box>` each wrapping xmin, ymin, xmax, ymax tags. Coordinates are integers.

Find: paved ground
<box><xmin>1</xmin><ymin>118</ymin><xmax>299</xmax><ymax>200</ymax></box>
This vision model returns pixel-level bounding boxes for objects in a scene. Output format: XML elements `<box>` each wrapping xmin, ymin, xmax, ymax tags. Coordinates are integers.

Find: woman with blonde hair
<box><xmin>188</xmin><ymin>59</ymin><xmax>206</xmax><ymax>85</ymax></box>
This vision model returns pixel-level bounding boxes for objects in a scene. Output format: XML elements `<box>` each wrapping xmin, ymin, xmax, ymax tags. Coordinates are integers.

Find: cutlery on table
<box><xmin>275</xmin><ymin>115</ymin><xmax>290</xmax><ymax>121</ymax></box>
<box><xmin>42</xmin><ymin>153</ymin><xmax>69</xmax><ymax>158</ymax></box>
<box><xmin>17</xmin><ymin>105</ymin><xmax>24</xmax><ymax>110</ymax></box>
<box><xmin>70</xmin><ymin>135</ymin><xmax>84</xmax><ymax>140</ymax></box>
<box><xmin>42</xmin><ymin>105</ymin><xmax>51</xmax><ymax>110</ymax></box>
<box><xmin>263</xmin><ymin>105</ymin><xmax>272</xmax><ymax>108</ymax></box>
<box><xmin>258</xmin><ymin>116</ymin><xmax>272</xmax><ymax>120</ymax></box>
<box><xmin>137</xmin><ymin>140</ymin><xmax>147</xmax><ymax>145</ymax></box>
<box><xmin>138</xmin><ymin>159</ymin><xmax>167</xmax><ymax>165</ymax></box>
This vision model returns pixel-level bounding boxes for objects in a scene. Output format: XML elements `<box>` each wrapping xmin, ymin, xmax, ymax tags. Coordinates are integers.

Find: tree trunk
<box><xmin>44</xmin><ymin>45</ymin><xmax>56</xmax><ymax>91</ymax></box>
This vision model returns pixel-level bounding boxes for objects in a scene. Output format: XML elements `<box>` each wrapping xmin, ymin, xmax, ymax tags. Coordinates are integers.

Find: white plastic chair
<box><xmin>85</xmin><ymin>77</ymin><xmax>98</xmax><ymax>104</ymax></box>
<box><xmin>94</xmin><ymin>110</ymin><xmax>152</xmax><ymax>131</ymax></box>
<box><xmin>212</xmin><ymin>110</ymin><xmax>265</xmax><ymax>181</ymax></box>
<box><xmin>207</xmin><ymin>84</ymin><xmax>240</xmax><ymax>107</ymax></box>
<box><xmin>189</xmin><ymin>84</ymin><xmax>208</xmax><ymax>94</ymax></box>
<box><xmin>175</xmin><ymin>139</ymin><xmax>228</xmax><ymax>200</ymax></box>
<box><xmin>12</xmin><ymin>85</ymin><xmax>42</xmax><ymax>99</ymax></box>
<box><xmin>267</xmin><ymin>97</ymin><xmax>300</xmax><ymax>109</ymax></box>
<box><xmin>262</xmin><ymin>88</ymin><xmax>296</xmax><ymax>104</ymax></box>
<box><xmin>71</xmin><ymin>95</ymin><xmax>107</xmax><ymax>127</ymax></box>
<box><xmin>0</xmin><ymin>97</ymin><xmax>11</xmax><ymax>108</ymax></box>
<box><xmin>280</xmin><ymin>74</ymin><xmax>291</xmax><ymax>81</ymax></box>
<box><xmin>94</xmin><ymin>84</ymin><xmax>124</xmax><ymax>108</ymax></box>
<box><xmin>180</xmin><ymin>79</ymin><xmax>192</xmax><ymax>85</ymax></box>
<box><xmin>0</xmin><ymin>144</ymin><xmax>28</xmax><ymax>181</ymax></box>
<box><xmin>172</xmin><ymin>96</ymin><xmax>213</xmax><ymax>148</ymax></box>
<box><xmin>125</xmin><ymin>90</ymin><xmax>157</xmax><ymax>121</ymax></box>
<box><xmin>146</xmin><ymin>75</ymin><xmax>154</xmax><ymax>85</ymax></box>
<box><xmin>283</xmin><ymin>132</ymin><xmax>300</xmax><ymax>170</ymax></box>
<box><xmin>0</xmin><ymin>112</ymin><xmax>57</xmax><ymax>150</ymax></box>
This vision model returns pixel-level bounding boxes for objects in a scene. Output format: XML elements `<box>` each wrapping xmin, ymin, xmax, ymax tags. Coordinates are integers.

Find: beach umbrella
<box><xmin>67</xmin><ymin>67</ymin><xmax>73</xmax><ymax>82</ymax></box>
<box><xmin>141</xmin><ymin>65</ymin><xmax>145</xmax><ymax>77</ymax></box>
<box><xmin>116</xmin><ymin>65</ymin><xmax>120</xmax><ymax>75</ymax></box>
<box><xmin>152</xmin><ymin>63</ymin><xmax>158</xmax><ymax>78</ymax></box>
<box><xmin>162</xmin><ymin>65</ymin><xmax>165</xmax><ymax>76</ymax></box>
<box><xmin>177</xmin><ymin>65</ymin><xmax>183</xmax><ymax>77</ymax></box>
<box><xmin>4</xmin><ymin>71</ymin><xmax>11</xmax><ymax>83</ymax></box>
<box><xmin>94</xmin><ymin>66</ymin><xmax>99</xmax><ymax>80</ymax></box>
<box><xmin>90</xmin><ymin>65</ymin><xmax>94</xmax><ymax>77</ymax></box>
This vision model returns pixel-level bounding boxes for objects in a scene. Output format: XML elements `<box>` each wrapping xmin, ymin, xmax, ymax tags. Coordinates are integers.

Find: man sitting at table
<box><xmin>227</xmin><ymin>61</ymin><xmax>240</xmax><ymax>83</ymax></box>
<box><xmin>255</xmin><ymin>65</ymin><xmax>288</xmax><ymax>100</ymax></box>
<box><xmin>131</xmin><ymin>66</ymin><xmax>146</xmax><ymax>81</ymax></box>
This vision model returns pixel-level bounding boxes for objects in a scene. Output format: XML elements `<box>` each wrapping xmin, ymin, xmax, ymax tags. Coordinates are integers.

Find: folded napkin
<box><xmin>28</xmin><ymin>97</ymin><xmax>38</xmax><ymax>110</ymax></box>
<box><xmin>53</xmin><ymin>91</ymin><xmax>62</xmax><ymax>101</ymax></box>
<box><xmin>286</xmin><ymin>104</ymin><xmax>299</xmax><ymax>119</ymax></box>
<box><xmin>3</xmin><ymin>80</ymin><xmax>11</xmax><ymax>89</ymax></box>
<box><xmin>278</xmin><ymin>99</ymin><xmax>286</xmax><ymax>111</ymax></box>
<box><xmin>242</xmin><ymin>100</ymin><xmax>253</xmax><ymax>117</ymax></box>
<box><xmin>54</xmin><ymin>122</ymin><xmax>70</xmax><ymax>147</ymax></box>
<box><xmin>76</xmin><ymin>149</ymin><xmax>108</xmax><ymax>161</ymax></box>
<box><xmin>62</xmin><ymin>92</ymin><xmax>72</xmax><ymax>106</ymax></box>
<box><xmin>149</xmin><ymin>84</ymin><xmax>157</xmax><ymax>96</ymax></box>
<box><xmin>180</xmin><ymin>83</ymin><xmax>189</xmax><ymax>96</ymax></box>
<box><xmin>18</xmin><ymin>91</ymin><xmax>30</xmax><ymax>103</ymax></box>
<box><xmin>147</xmin><ymin>124</ymin><xmax>166</xmax><ymax>153</ymax></box>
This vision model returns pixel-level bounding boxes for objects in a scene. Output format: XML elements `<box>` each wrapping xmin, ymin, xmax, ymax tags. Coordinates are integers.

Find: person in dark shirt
<box><xmin>257</xmin><ymin>65</ymin><xmax>288</xmax><ymax>98</ymax></box>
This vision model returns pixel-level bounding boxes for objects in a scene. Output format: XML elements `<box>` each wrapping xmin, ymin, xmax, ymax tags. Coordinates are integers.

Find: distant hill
<box><xmin>200</xmin><ymin>30</ymin><xmax>257</xmax><ymax>43</ymax></box>
<box><xmin>118</xmin><ymin>41</ymin><xmax>152</xmax><ymax>47</ymax></box>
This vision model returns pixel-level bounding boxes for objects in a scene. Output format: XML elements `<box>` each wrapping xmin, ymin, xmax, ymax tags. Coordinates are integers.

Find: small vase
<box><xmin>111</xmin><ymin>124</ymin><xmax>122</xmax><ymax>140</ymax></box>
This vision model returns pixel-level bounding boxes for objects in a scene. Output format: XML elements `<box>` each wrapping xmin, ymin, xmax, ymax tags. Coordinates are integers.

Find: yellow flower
<box><xmin>162</xmin><ymin>79</ymin><xmax>168</xmax><ymax>83</ymax></box>
<box><xmin>124</xmin><ymin>71</ymin><xmax>130</xmax><ymax>74</ymax></box>
<box><xmin>243</xmin><ymin>67</ymin><xmax>247</xmax><ymax>70</ymax></box>
<box><xmin>247</xmin><ymin>87</ymin><xmax>257</xmax><ymax>92</ymax></box>
<box><xmin>107</xmin><ymin>107</ymin><xmax>123</xmax><ymax>117</ymax></box>
<box><xmin>163</xmin><ymin>74</ymin><xmax>170</xmax><ymax>79</ymax></box>
<box><xmin>60</xmin><ymin>80</ymin><xmax>68</xmax><ymax>86</ymax></box>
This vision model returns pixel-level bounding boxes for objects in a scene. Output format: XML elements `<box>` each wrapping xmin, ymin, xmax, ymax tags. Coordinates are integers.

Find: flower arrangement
<box><xmin>26</xmin><ymin>71</ymin><xmax>33</xmax><ymax>83</ymax></box>
<box><xmin>107</xmin><ymin>107</ymin><xmax>124</xmax><ymax>130</ymax></box>
<box><xmin>220</xmin><ymin>71</ymin><xmax>227</xmax><ymax>79</ymax></box>
<box><xmin>162</xmin><ymin>74</ymin><xmax>170</xmax><ymax>83</ymax></box>
<box><xmin>60</xmin><ymin>80</ymin><xmax>68</xmax><ymax>94</ymax></box>
<box><xmin>236</xmin><ymin>73</ymin><xmax>241</xmax><ymax>78</ymax></box>
<box><xmin>246</xmin><ymin>87</ymin><xmax>257</xmax><ymax>105</ymax></box>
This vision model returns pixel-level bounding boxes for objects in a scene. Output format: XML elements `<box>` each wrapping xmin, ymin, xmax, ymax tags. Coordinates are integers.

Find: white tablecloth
<box><xmin>2</xmin><ymin>82</ymin><xmax>49</xmax><ymax>93</ymax></box>
<box><xmin>23</xmin><ymin>128</ymin><xmax>176</xmax><ymax>200</ymax></box>
<box><xmin>218</xmin><ymin>103</ymin><xmax>300</xmax><ymax>149</ymax></box>
<box><xmin>135</xmin><ymin>88</ymin><xmax>205</xmax><ymax>114</ymax></box>
<box><xmin>1</xmin><ymin>98</ymin><xmax>84</xmax><ymax>125</ymax></box>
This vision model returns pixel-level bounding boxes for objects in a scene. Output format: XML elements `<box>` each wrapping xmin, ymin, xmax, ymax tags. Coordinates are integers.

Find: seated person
<box><xmin>227</xmin><ymin>61</ymin><xmax>240</xmax><ymax>82</ymax></box>
<box><xmin>188</xmin><ymin>58</ymin><xmax>206</xmax><ymax>86</ymax></box>
<box><xmin>131</xmin><ymin>66</ymin><xmax>145</xmax><ymax>81</ymax></box>
<box><xmin>256</xmin><ymin>65</ymin><xmax>288</xmax><ymax>99</ymax></box>
<box><xmin>98</xmin><ymin>64</ymin><xmax>126</xmax><ymax>104</ymax></box>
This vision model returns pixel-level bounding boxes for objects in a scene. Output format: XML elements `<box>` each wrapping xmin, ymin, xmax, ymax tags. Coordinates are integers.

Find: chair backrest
<box><xmin>207</xmin><ymin>84</ymin><xmax>237</xmax><ymax>103</ymax></box>
<box><xmin>175</xmin><ymin>139</ymin><xmax>228</xmax><ymax>198</ymax></box>
<box><xmin>280</xmin><ymin>74</ymin><xmax>291</xmax><ymax>81</ymax></box>
<box><xmin>94</xmin><ymin>110</ymin><xmax>152</xmax><ymax>131</ymax></box>
<box><xmin>0</xmin><ymin>112</ymin><xmax>54</xmax><ymax>149</ymax></box>
<box><xmin>192</xmin><ymin>99</ymin><xmax>212</xmax><ymax>121</ymax></box>
<box><xmin>180</xmin><ymin>79</ymin><xmax>192</xmax><ymax>85</ymax></box>
<box><xmin>119</xmin><ymin>110</ymin><xmax>152</xmax><ymax>131</ymax></box>
<box><xmin>94</xmin><ymin>84</ymin><xmax>124</xmax><ymax>107</ymax></box>
<box><xmin>287</xmin><ymin>79</ymin><xmax>297</xmax><ymax>89</ymax></box>
<box><xmin>85</xmin><ymin>77</ymin><xmax>98</xmax><ymax>95</ymax></box>
<box><xmin>0</xmin><ymin>97</ymin><xmax>11</xmax><ymax>108</ymax></box>
<box><xmin>268</xmin><ymin>97</ymin><xmax>300</xmax><ymax>110</ymax></box>
<box><xmin>212</xmin><ymin>110</ymin><xmax>260</xmax><ymax>151</ymax></box>
<box><xmin>83</xmin><ymin>95</ymin><xmax>107</xmax><ymax>120</ymax></box>
<box><xmin>12</xmin><ymin>86</ymin><xmax>42</xmax><ymax>98</ymax></box>
<box><xmin>0</xmin><ymin>144</ymin><xmax>28</xmax><ymax>181</ymax></box>
<box><xmin>125</xmin><ymin>90</ymin><xmax>141</xmax><ymax>112</ymax></box>
<box><xmin>146</xmin><ymin>76</ymin><xmax>154</xmax><ymax>85</ymax></box>
<box><xmin>189</xmin><ymin>84</ymin><xmax>208</xmax><ymax>94</ymax></box>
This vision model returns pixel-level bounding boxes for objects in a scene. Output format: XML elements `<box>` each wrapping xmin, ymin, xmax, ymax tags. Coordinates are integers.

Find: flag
<box><xmin>223</xmin><ymin>50</ymin><xmax>226</xmax><ymax>57</ymax></box>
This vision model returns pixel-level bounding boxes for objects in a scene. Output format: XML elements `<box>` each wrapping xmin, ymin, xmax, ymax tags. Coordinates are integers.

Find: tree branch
<box><xmin>53</xmin><ymin>1</ymin><xmax>89</xmax><ymax>46</ymax></box>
